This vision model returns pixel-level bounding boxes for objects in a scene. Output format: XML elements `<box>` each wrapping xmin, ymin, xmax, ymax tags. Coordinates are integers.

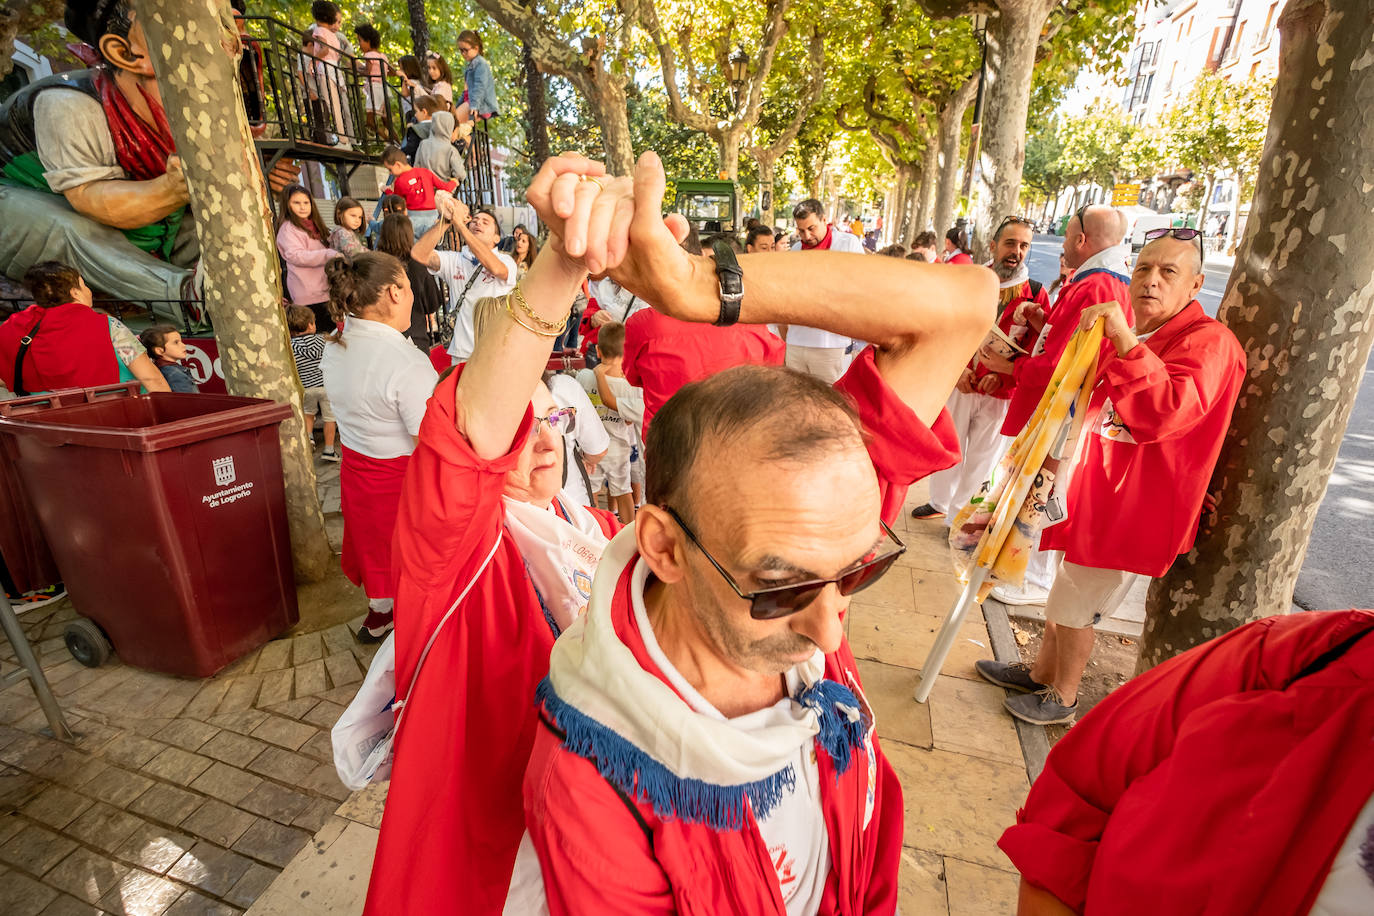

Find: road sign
<box><xmin>1112</xmin><ymin>183</ymin><xmax>1141</xmax><ymax>206</ymax></box>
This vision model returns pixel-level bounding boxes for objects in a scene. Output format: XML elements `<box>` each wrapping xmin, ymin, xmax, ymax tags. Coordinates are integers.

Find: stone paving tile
<box><xmin>252</xmin><ymin>643</ymin><xmax>292</xmax><ymax>675</ymax></box>
<box><xmin>45</xmin><ymin>848</ymin><xmax>131</xmax><ymax>905</ymax></box>
<box><xmin>289</xmin><ymin>799</ymin><xmax>337</xmax><ymax>835</ymax></box>
<box><xmin>254</xmin><ymin>671</ymin><xmax>293</xmax><ymax>711</ymax></box>
<box><xmin>97</xmin><ymin>868</ymin><xmax>184</xmax><ymax>916</ymax></box>
<box><xmin>223</xmin><ymin>863</ymin><xmax>277</xmax><ymax>909</ymax></box>
<box><xmin>99</xmin><ymin>737</ymin><xmax>166</xmax><ymax>772</ymax></box>
<box><xmin>180</xmin><ymin>800</ymin><xmax>257</xmax><ymax>849</ymax></box>
<box><xmin>262</xmin><ymin>698</ymin><xmax>316</xmax><ymax>722</ymax></box>
<box><xmin>127</xmin><ymin>786</ymin><xmax>202</xmax><ymax>830</ymax></box>
<box><xmin>319</xmin><ymin>626</ymin><xmax>354</xmax><ymax>658</ymax></box>
<box><xmin>299</xmin><ymin>701</ymin><xmax>343</xmax><ymax>732</ymax></box>
<box><xmin>928</xmin><ymin>676</ymin><xmax>1024</xmax><ymax>767</ymax></box>
<box><xmin>204</xmin><ymin>711</ymin><xmax>267</xmax><ymax>737</ymax></box>
<box><xmin>188</xmin><ymin>763</ymin><xmax>262</xmax><ymax>808</ymax></box>
<box><xmin>0</xmin><ymin>865</ymin><xmax>61</xmax><ymax>915</ymax></box>
<box><xmin>313</xmin><ymin>686</ymin><xmax>359</xmax><ymax>708</ymax></box>
<box><xmin>1</xmin><ymin>767</ymin><xmax>49</xmax><ymax>813</ymax></box>
<box><xmin>321</xmin><ymin>655</ymin><xmax>361</xmax><ymax>689</ymax></box>
<box><xmin>297</xmin><ymin>764</ymin><xmax>348</xmax><ymax>803</ymax></box>
<box><xmin>68</xmin><ymin>722</ymin><xmax>122</xmax><ymax>757</ymax></box>
<box><xmin>289</xmin><ymin>636</ymin><xmax>323</xmax><ymax>666</ymax></box>
<box><xmin>140</xmin><ymin>750</ymin><xmax>212</xmax><ymax>788</ymax></box>
<box><xmin>237</xmin><ymin>783</ymin><xmax>311</xmax><ymax>827</ymax></box>
<box><xmin>333</xmin><ymin>783</ymin><xmax>386</xmax><ymax>830</ymax></box>
<box><xmin>848</xmin><ymin>601</ymin><xmax>990</xmax><ymax>680</ymax></box>
<box><xmin>152</xmin><ymin>722</ymin><xmax>219</xmax><ymax>755</ymax></box>
<box><xmin>2</xmin><ymin>733</ymin><xmax>70</xmax><ymax>771</ymax></box>
<box><xmin>181</xmin><ymin>682</ymin><xmax>231</xmax><ymax>723</ymax></box>
<box><xmin>897</xmin><ymin>846</ymin><xmax>949</xmax><ymax>915</ymax></box>
<box><xmin>245</xmin><ymin>748</ymin><xmax>315</xmax><ymax>786</ymax></box>
<box><xmin>0</xmin><ymin>809</ymin><xmax>28</xmax><ymax>843</ymax></box>
<box><xmin>81</xmin><ymin>768</ymin><xmax>154</xmax><ymax>809</ymax></box>
<box><xmin>231</xmin><ymin>818</ymin><xmax>311</xmax><ymax>869</ymax></box>
<box><xmin>37</xmin><ymin>746</ymin><xmax>102</xmax><ymax>789</ymax></box>
<box><xmin>215</xmin><ymin>678</ymin><xmax>262</xmax><ymax>715</ymax></box>
<box><xmin>886</xmin><ymin>742</ymin><xmax>1027</xmax><ymax>871</ymax></box>
<box><xmin>166</xmin><ymin>842</ymin><xmax>253</xmax><ymax>898</ymax></box>
<box><xmin>63</xmin><ymin>803</ymin><xmax>145</xmax><ymax>854</ymax></box>
<box><xmin>162</xmin><ymin>890</ymin><xmax>238</xmax><ymax>916</ymax></box>
<box><xmin>197</xmin><ymin>733</ymin><xmax>269</xmax><ymax>772</ymax></box>
<box><xmin>22</xmin><ymin>785</ymin><xmax>94</xmax><ymax>830</ymax></box>
<box><xmin>113</xmin><ymin>824</ymin><xmax>195</xmax><ymax>876</ymax></box>
<box><xmin>0</xmin><ymin>822</ymin><xmax>80</xmax><ymax>875</ymax></box>
<box><xmin>295</xmin><ymin>732</ymin><xmax>333</xmax><ymax>765</ymax></box>
<box><xmin>854</xmin><ymin>659</ymin><xmax>934</xmax><ymax>751</ymax></box>
<box><xmin>945</xmin><ymin>854</ymin><xmax>1018</xmax><ymax>916</ymax></box>
<box><xmin>37</xmin><ymin>892</ymin><xmax>107</xmax><ymax>915</ymax></box>
<box><xmin>289</xmin><ymin>662</ymin><xmax>327</xmax><ymax>701</ymax></box>
<box><xmin>246</xmin><ymin>717</ymin><xmax>315</xmax><ymax>753</ymax></box>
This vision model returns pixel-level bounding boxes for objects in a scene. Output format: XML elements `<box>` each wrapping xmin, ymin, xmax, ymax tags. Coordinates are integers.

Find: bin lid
<box><xmin>0</xmin><ymin>392</ymin><xmax>293</xmax><ymax>452</ymax></box>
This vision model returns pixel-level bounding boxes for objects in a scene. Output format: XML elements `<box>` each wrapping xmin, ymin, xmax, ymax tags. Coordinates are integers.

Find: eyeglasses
<box><xmin>536</xmin><ymin>407</ymin><xmax>577</xmax><ymax>436</ymax></box>
<box><xmin>995</xmin><ymin>215</ymin><xmax>1034</xmax><ymax>237</ymax></box>
<box><xmin>1144</xmin><ymin>227</ymin><xmax>1205</xmax><ymax>260</ymax></box>
<box><xmin>664</xmin><ymin>506</ymin><xmax>907</xmax><ymax>620</ymax></box>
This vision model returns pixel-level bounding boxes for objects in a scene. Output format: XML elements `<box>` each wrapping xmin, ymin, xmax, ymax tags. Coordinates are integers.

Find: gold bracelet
<box><xmin>509</xmin><ymin>284</ymin><xmax>567</xmax><ymax>334</ymax></box>
<box><xmin>504</xmin><ymin>295</ymin><xmax>565</xmax><ymax>338</ymax></box>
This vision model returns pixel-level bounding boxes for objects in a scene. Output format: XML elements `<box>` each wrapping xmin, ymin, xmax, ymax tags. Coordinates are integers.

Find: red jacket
<box><xmin>1042</xmin><ymin>302</ymin><xmax>1244</xmax><ymax>576</ymax></box>
<box><xmin>1003</xmin><ymin>267</ymin><xmax>1132</xmax><ymax>436</ymax></box>
<box><xmin>0</xmin><ymin>303</ymin><xmax>122</xmax><ymax>393</ymax></box>
<box><xmin>524</xmin><ymin>570</ymin><xmax>905</xmax><ymax>916</ymax></box>
<box><xmin>364</xmin><ymin>368</ymin><xmax>619</xmax><ymax>916</ymax></box>
<box><xmin>623</xmin><ymin>309</ymin><xmax>785</xmax><ymax>439</ymax></box>
<box><xmin>523</xmin><ymin>350</ymin><xmax>960</xmax><ymax>915</ymax></box>
<box><xmin>390</xmin><ymin>166</ymin><xmax>457</xmax><ymax>211</ymax></box>
<box><xmin>974</xmin><ymin>280</ymin><xmax>1051</xmax><ymax>400</ymax></box>
<box><xmin>1000</xmin><ymin>610</ymin><xmax>1374</xmax><ymax>916</ymax></box>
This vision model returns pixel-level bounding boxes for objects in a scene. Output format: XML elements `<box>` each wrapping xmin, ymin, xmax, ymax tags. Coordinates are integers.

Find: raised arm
<box><xmin>454</xmin><ymin>217</ymin><xmax>510</xmax><ymax>283</ymax></box>
<box><xmin>546</xmin><ymin>153</ymin><xmax>997</xmax><ymax>427</ymax></box>
<box><xmin>454</xmin><ymin>155</ymin><xmax>605</xmax><ymax>459</ymax></box>
<box><xmin>411</xmin><ymin>215</ymin><xmax>447</xmax><ymax>272</ymax></box>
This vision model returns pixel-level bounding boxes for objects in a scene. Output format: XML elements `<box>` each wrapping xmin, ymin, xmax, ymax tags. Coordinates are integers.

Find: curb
<box><xmin>981</xmin><ymin>599</ymin><xmax>1051</xmax><ymax>783</ymax></box>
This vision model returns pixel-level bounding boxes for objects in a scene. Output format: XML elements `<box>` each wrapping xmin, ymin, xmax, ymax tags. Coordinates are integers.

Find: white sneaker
<box><xmin>990</xmin><ymin>583</ymin><xmax>1050</xmax><ymax>606</ymax></box>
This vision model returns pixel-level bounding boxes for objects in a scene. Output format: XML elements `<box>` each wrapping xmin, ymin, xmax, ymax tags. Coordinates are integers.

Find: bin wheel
<box><xmin>64</xmin><ymin>618</ymin><xmax>112</xmax><ymax>668</ymax></box>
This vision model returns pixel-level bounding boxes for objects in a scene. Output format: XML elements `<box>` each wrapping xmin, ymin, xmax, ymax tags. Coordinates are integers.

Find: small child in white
<box><xmin>584</xmin><ymin>322</ymin><xmax>641</xmax><ymax>524</ymax></box>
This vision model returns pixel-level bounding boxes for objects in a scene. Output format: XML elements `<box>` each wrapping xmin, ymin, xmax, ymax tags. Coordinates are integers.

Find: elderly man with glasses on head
<box><xmin>912</xmin><ymin>215</ymin><xmax>1052</xmax><ymax>523</ymax></box>
<box><xmin>515</xmin><ymin>152</ymin><xmax>997</xmax><ymax>915</ymax></box>
<box><xmin>975</xmin><ymin>226</ymin><xmax>1245</xmax><ymax>727</ymax></box>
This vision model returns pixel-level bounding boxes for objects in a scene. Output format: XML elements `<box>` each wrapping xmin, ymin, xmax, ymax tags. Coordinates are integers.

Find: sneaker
<box><xmin>909</xmin><ymin>503</ymin><xmax>945</xmax><ymax>520</ymax></box>
<box><xmin>975</xmin><ymin>659</ymin><xmax>1047</xmax><ymax>694</ymax></box>
<box><xmin>8</xmin><ymin>584</ymin><xmax>67</xmax><ymax>612</ymax></box>
<box><xmin>356</xmin><ymin>609</ymin><xmax>393</xmax><ymax>644</ymax></box>
<box><xmin>320</xmin><ymin>448</ymin><xmax>341</xmax><ymax>463</ymax></box>
<box><xmin>990</xmin><ymin>582</ymin><xmax>1050</xmax><ymax>606</ymax></box>
<box><xmin>1004</xmin><ymin>686</ymin><xmax>1077</xmax><ymax>726</ymax></box>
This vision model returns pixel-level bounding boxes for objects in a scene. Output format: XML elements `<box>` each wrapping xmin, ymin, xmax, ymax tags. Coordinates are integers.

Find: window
<box><xmin>1152</xmin><ymin>42</ymin><xmax>1162</xmax><ymax>65</ymax></box>
<box><xmin>1228</xmin><ymin>22</ymin><xmax>1247</xmax><ymax>60</ymax></box>
<box><xmin>1260</xmin><ymin>3</ymin><xmax>1279</xmax><ymax>44</ymax></box>
<box><xmin>1166</xmin><ymin>61</ymin><xmax>1178</xmax><ymax>94</ymax></box>
<box><xmin>1187</xmin><ymin>16</ymin><xmax>1194</xmax><ymax>36</ymax></box>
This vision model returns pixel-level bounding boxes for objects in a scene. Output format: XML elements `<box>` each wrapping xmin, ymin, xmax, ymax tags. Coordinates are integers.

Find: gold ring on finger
<box><xmin>582</xmin><ymin>176</ymin><xmax>605</xmax><ymax>191</ymax></box>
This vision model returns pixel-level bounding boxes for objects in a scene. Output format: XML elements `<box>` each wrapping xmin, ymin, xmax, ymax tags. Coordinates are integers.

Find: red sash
<box><xmin>339</xmin><ymin>447</ymin><xmax>410</xmax><ymax>598</ymax></box>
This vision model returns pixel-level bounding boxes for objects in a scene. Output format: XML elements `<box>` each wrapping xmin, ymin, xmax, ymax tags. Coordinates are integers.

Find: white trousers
<box><xmin>785</xmin><ymin>345</ymin><xmax>847</xmax><ymax>384</ymax></box>
<box><xmin>928</xmin><ymin>390</ymin><xmax>1010</xmax><ymax>517</ymax></box>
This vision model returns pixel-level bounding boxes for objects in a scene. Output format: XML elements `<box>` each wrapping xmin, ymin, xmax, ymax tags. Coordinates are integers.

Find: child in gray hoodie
<box><xmin>415</xmin><ymin>110</ymin><xmax>467</xmax><ymax>185</ymax></box>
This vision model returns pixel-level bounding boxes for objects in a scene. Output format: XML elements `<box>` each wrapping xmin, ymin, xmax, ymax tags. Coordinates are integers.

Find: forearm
<box><xmin>1017</xmin><ymin>879</ymin><xmax>1078</xmax><ymax>916</ymax></box>
<box><xmin>456</xmin><ymin>247</ymin><xmax>584</xmax><ymax>458</ymax></box>
<box><xmin>411</xmin><ymin>218</ymin><xmax>446</xmax><ymax>271</ymax></box>
<box><xmin>130</xmin><ymin>356</ymin><xmax>171</xmax><ymax>393</ymax></box>
<box><xmin>63</xmin><ymin>177</ymin><xmax>187</xmax><ymax>229</ymax></box>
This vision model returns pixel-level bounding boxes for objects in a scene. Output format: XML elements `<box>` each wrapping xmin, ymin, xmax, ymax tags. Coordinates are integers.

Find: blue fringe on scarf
<box><xmin>522</xmin><ymin>560</ymin><xmax>561</xmax><ymax>639</ymax></box>
<box><xmin>536</xmin><ymin>674</ymin><xmax>869</xmax><ymax>831</ymax></box>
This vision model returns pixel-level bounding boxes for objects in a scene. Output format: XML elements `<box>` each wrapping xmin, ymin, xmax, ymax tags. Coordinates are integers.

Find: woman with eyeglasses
<box><xmin>363</xmin><ymin>172</ymin><xmax>622</xmax><ymax>915</ymax></box>
<box><xmin>320</xmin><ymin>252</ymin><xmax>439</xmax><ymax>643</ymax></box>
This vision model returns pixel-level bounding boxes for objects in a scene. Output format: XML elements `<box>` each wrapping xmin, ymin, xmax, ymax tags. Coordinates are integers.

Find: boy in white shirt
<box><xmin>584</xmin><ymin>323</ymin><xmax>640</xmax><ymax>524</ymax></box>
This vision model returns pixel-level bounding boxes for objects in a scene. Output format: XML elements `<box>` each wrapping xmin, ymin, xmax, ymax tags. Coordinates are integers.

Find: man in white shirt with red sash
<box><xmin>783</xmin><ymin>198</ymin><xmax>865</xmax><ymax>383</ymax></box>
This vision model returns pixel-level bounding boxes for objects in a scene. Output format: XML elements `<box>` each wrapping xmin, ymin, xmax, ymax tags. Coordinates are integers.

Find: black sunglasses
<box><xmin>995</xmin><ymin>215</ymin><xmax>1034</xmax><ymax>236</ymax></box>
<box><xmin>664</xmin><ymin>506</ymin><xmax>906</xmax><ymax>620</ymax></box>
<box><xmin>1144</xmin><ymin>226</ymin><xmax>1205</xmax><ymax>259</ymax></box>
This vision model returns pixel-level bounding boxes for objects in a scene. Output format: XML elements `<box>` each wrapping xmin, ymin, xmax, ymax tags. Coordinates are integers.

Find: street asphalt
<box><xmin>1023</xmin><ymin>233</ymin><xmax>1372</xmax><ymax>610</ymax></box>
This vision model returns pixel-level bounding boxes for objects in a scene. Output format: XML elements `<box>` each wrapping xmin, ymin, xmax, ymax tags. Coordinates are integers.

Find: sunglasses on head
<box><xmin>995</xmin><ymin>215</ymin><xmax>1034</xmax><ymax>236</ymax></box>
<box><xmin>664</xmin><ymin>506</ymin><xmax>906</xmax><ymax>620</ymax></box>
<box><xmin>1144</xmin><ymin>226</ymin><xmax>1205</xmax><ymax>258</ymax></box>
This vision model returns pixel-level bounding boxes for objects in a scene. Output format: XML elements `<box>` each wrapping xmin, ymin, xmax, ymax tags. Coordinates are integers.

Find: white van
<box><xmin>1130</xmin><ymin>212</ymin><xmax>1189</xmax><ymax>250</ymax></box>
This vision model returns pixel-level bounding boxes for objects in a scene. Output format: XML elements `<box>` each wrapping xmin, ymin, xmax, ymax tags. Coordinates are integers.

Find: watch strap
<box><xmin>711</xmin><ymin>240</ymin><xmax>744</xmax><ymax>327</ymax></box>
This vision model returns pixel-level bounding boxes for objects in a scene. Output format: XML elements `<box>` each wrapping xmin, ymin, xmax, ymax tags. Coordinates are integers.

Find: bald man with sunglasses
<box><xmin>518</xmin><ymin>152</ymin><xmax>996</xmax><ymax>915</ymax></box>
<box><xmin>976</xmin><ymin>229</ymin><xmax>1245</xmax><ymax>727</ymax></box>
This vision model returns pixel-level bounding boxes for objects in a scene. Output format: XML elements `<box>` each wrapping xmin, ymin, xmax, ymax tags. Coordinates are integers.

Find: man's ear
<box><xmin>635</xmin><ymin>504</ymin><xmax>688</xmax><ymax>586</ymax></box>
<box><xmin>98</xmin><ymin>19</ymin><xmax>155</xmax><ymax>78</ymax></box>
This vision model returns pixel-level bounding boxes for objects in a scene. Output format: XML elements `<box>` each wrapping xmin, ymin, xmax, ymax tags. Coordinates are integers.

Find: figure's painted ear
<box><xmin>98</xmin><ymin>17</ymin><xmax>155</xmax><ymax>78</ymax></box>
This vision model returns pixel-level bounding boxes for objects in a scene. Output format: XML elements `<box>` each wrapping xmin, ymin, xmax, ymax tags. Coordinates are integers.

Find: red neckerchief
<box><xmin>801</xmin><ymin>224</ymin><xmax>834</xmax><ymax>250</ymax></box>
<box><xmin>93</xmin><ymin>68</ymin><xmax>176</xmax><ymax>182</ymax></box>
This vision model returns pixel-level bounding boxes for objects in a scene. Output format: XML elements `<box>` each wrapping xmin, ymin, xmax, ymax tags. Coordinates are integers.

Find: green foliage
<box><xmin>1055</xmin><ymin>101</ymin><xmax>1144</xmax><ymax>186</ymax></box>
<box><xmin>1021</xmin><ymin>122</ymin><xmax>1066</xmax><ymax>196</ymax></box>
<box><xmin>1159</xmin><ymin>71</ymin><xmax>1273</xmax><ymax>183</ymax></box>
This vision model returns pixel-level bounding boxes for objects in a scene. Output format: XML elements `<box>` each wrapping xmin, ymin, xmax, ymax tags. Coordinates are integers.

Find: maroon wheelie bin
<box><xmin>0</xmin><ymin>389</ymin><xmax>299</xmax><ymax>677</ymax></box>
<box><xmin>0</xmin><ymin>382</ymin><xmax>142</xmax><ymax>596</ymax></box>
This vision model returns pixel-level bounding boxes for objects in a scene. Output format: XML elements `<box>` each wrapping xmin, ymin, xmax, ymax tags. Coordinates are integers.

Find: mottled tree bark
<box><xmin>1139</xmin><ymin>0</ymin><xmax>1374</xmax><ymax>671</ymax></box>
<box><xmin>973</xmin><ymin>1</ymin><xmax>1056</xmax><ymax>258</ymax></box>
<box><xmin>136</xmin><ymin>0</ymin><xmax>332</xmax><ymax>583</ymax></box>
<box><xmin>914</xmin><ymin>132</ymin><xmax>938</xmax><ymax>235</ymax></box>
<box><xmin>933</xmin><ymin>75</ymin><xmax>978</xmax><ymax>240</ymax></box>
<box><xmin>405</xmin><ymin>0</ymin><xmax>430</xmax><ymax>59</ymax></box>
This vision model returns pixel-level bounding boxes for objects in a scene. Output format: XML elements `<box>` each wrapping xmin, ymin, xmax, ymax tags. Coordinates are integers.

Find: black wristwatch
<box><xmin>710</xmin><ymin>240</ymin><xmax>744</xmax><ymax>327</ymax></box>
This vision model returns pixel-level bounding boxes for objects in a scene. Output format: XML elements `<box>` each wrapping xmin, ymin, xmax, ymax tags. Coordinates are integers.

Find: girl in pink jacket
<box><xmin>276</xmin><ymin>184</ymin><xmax>340</xmax><ymax>331</ymax></box>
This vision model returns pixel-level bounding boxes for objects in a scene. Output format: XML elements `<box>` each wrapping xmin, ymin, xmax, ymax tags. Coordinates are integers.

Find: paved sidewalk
<box><xmin>0</xmin><ymin>477</ymin><xmax>1029</xmax><ymax>915</ymax></box>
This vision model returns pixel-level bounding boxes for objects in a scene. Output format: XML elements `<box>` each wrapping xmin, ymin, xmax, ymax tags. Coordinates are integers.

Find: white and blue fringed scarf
<box><xmin>538</xmin><ymin>525</ymin><xmax>870</xmax><ymax>832</ymax></box>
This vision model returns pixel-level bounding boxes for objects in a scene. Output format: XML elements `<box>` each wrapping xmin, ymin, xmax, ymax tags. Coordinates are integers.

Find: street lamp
<box><xmin>728</xmin><ymin>45</ymin><xmax>749</xmax><ymax>108</ymax></box>
<box><xmin>959</xmin><ymin>13</ymin><xmax>989</xmax><ymax>227</ymax></box>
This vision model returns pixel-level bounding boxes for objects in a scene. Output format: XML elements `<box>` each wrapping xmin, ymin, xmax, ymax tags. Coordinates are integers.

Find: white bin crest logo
<box><xmin>213</xmin><ymin>456</ymin><xmax>236</xmax><ymax>486</ymax></box>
